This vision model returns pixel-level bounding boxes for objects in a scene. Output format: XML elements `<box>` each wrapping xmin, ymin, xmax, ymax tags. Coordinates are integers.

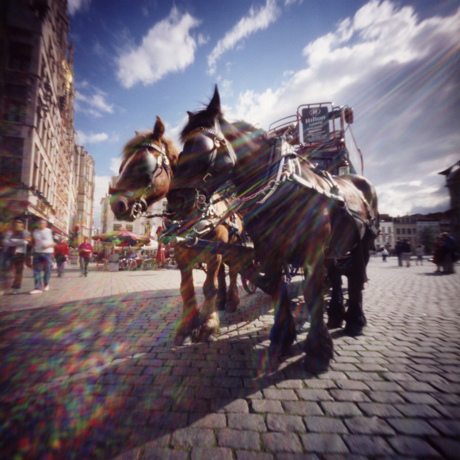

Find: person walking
<box><xmin>381</xmin><ymin>247</ymin><xmax>389</xmax><ymax>262</ymax></box>
<box><xmin>441</xmin><ymin>232</ymin><xmax>459</xmax><ymax>274</ymax></box>
<box><xmin>2</xmin><ymin>217</ymin><xmax>31</xmax><ymax>294</ymax></box>
<box><xmin>78</xmin><ymin>237</ymin><xmax>94</xmax><ymax>277</ymax></box>
<box><xmin>30</xmin><ymin>219</ymin><xmax>55</xmax><ymax>294</ymax></box>
<box><xmin>401</xmin><ymin>239</ymin><xmax>412</xmax><ymax>267</ymax></box>
<box><xmin>395</xmin><ymin>240</ymin><xmax>404</xmax><ymax>267</ymax></box>
<box><xmin>54</xmin><ymin>237</ymin><xmax>70</xmax><ymax>277</ymax></box>
<box><xmin>415</xmin><ymin>244</ymin><xmax>424</xmax><ymax>266</ymax></box>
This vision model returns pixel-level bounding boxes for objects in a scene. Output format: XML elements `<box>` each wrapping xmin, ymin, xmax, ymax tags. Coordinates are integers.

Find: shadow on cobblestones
<box><xmin>1</xmin><ymin>259</ymin><xmax>460</xmax><ymax>459</ymax></box>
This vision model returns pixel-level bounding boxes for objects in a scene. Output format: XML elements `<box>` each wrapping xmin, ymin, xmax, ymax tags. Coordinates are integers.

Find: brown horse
<box><xmin>167</xmin><ymin>87</ymin><xmax>379</xmax><ymax>373</ymax></box>
<box><xmin>108</xmin><ymin>117</ymin><xmax>243</xmax><ymax>345</ymax></box>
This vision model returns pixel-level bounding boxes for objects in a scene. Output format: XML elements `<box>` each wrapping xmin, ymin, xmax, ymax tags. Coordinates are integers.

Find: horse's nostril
<box><xmin>113</xmin><ymin>197</ymin><xmax>129</xmax><ymax>216</ymax></box>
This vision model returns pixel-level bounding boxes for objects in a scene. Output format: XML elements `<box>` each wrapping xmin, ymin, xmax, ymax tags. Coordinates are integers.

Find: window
<box><xmin>0</xmin><ymin>156</ymin><xmax>22</xmax><ymax>183</ymax></box>
<box><xmin>126</xmin><ymin>225</ymin><xmax>133</xmax><ymax>231</ymax></box>
<box><xmin>8</xmin><ymin>42</ymin><xmax>32</xmax><ymax>71</ymax></box>
<box><xmin>113</xmin><ymin>224</ymin><xmax>122</xmax><ymax>231</ymax></box>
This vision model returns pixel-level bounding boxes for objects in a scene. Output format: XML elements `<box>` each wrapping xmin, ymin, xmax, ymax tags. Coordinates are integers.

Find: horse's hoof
<box><xmin>303</xmin><ymin>355</ymin><xmax>330</xmax><ymax>374</ymax></box>
<box><xmin>174</xmin><ymin>331</ymin><xmax>189</xmax><ymax>346</ymax></box>
<box><xmin>269</xmin><ymin>340</ymin><xmax>291</xmax><ymax>357</ymax></box>
<box><xmin>343</xmin><ymin>323</ymin><xmax>364</xmax><ymax>337</ymax></box>
<box><xmin>192</xmin><ymin>325</ymin><xmax>217</xmax><ymax>343</ymax></box>
<box><xmin>327</xmin><ymin>316</ymin><xmax>343</xmax><ymax>329</ymax></box>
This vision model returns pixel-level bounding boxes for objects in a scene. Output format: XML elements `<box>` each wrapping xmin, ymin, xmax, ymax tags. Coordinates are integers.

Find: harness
<box><xmin>129</xmin><ymin>142</ymin><xmax>172</xmax><ymax>219</ymax></box>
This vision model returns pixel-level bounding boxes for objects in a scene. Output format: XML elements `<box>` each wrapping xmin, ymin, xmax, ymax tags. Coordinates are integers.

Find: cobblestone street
<box><xmin>1</xmin><ymin>257</ymin><xmax>459</xmax><ymax>459</ymax></box>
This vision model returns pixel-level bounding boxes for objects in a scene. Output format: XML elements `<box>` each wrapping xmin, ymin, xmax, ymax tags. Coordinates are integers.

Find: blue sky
<box><xmin>68</xmin><ymin>0</ymin><xmax>460</xmax><ymax>226</ymax></box>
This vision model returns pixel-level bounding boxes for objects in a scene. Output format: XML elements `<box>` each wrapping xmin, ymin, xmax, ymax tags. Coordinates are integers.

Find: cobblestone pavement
<box><xmin>1</xmin><ymin>257</ymin><xmax>459</xmax><ymax>459</ymax></box>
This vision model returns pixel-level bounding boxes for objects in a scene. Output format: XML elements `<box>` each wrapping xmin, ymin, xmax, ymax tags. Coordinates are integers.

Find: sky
<box><xmin>67</xmin><ymin>0</ymin><xmax>460</xmax><ymax>227</ymax></box>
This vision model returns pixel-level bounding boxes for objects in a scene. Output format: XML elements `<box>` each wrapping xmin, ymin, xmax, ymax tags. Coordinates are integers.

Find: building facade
<box><xmin>375</xmin><ymin>214</ymin><xmax>394</xmax><ymax>249</ymax></box>
<box><xmin>0</xmin><ymin>0</ymin><xmax>94</xmax><ymax>241</ymax></box>
<box><xmin>439</xmin><ymin>160</ymin><xmax>460</xmax><ymax>242</ymax></box>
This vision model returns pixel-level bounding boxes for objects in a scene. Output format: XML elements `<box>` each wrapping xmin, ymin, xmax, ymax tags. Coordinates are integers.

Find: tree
<box><xmin>419</xmin><ymin>227</ymin><xmax>436</xmax><ymax>254</ymax></box>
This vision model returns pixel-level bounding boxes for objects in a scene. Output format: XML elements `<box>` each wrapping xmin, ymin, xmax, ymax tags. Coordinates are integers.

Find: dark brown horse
<box><xmin>108</xmin><ymin>117</ymin><xmax>243</xmax><ymax>345</ymax></box>
<box><xmin>167</xmin><ymin>87</ymin><xmax>379</xmax><ymax>373</ymax></box>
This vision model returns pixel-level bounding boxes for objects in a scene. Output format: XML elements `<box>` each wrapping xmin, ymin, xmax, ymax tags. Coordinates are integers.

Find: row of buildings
<box><xmin>0</xmin><ymin>0</ymin><xmax>95</xmax><ymax>243</ymax></box>
<box><xmin>376</xmin><ymin>162</ymin><xmax>460</xmax><ymax>252</ymax></box>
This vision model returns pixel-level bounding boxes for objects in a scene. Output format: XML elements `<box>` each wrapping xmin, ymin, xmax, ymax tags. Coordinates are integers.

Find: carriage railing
<box><xmin>269</xmin><ymin>102</ymin><xmax>363</xmax><ymax>175</ymax></box>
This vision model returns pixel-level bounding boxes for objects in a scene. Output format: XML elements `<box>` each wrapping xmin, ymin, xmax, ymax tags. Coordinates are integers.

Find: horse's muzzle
<box><xmin>110</xmin><ymin>196</ymin><xmax>146</xmax><ymax>222</ymax></box>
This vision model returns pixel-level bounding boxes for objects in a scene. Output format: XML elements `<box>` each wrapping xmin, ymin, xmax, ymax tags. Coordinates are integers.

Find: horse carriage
<box><xmin>109</xmin><ymin>88</ymin><xmax>379</xmax><ymax>373</ymax></box>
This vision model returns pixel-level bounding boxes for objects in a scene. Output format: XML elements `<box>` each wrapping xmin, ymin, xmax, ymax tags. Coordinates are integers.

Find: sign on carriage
<box><xmin>301</xmin><ymin>106</ymin><xmax>330</xmax><ymax>143</ymax></box>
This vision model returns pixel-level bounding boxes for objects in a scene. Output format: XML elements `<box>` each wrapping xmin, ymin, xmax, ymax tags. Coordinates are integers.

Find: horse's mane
<box><xmin>180</xmin><ymin>105</ymin><xmax>223</xmax><ymax>142</ymax></box>
<box><xmin>121</xmin><ymin>130</ymin><xmax>179</xmax><ymax>161</ymax></box>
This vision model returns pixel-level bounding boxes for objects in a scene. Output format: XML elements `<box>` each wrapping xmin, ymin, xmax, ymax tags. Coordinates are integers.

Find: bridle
<box><xmin>170</xmin><ymin>120</ymin><xmax>237</xmax><ymax>210</ymax></box>
<box><xmin>109</xmin><ymin>141</ymin><xmax>172</xmax><ymax>219</ymax></box>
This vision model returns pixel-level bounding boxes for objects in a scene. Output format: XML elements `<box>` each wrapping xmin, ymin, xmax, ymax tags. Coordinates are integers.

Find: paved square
<box><xmin>1</xmin><ymin>257</ymin><xmax>459</xmax><ymax>458</ymax></box>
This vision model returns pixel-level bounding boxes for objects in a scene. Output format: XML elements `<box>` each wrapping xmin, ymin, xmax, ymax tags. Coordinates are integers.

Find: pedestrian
<box><xmin>395</xmin><ymin>240</ymin><xmax>404</xmax><ymax>267</ymax></box>
<box><xmin>432</xmin><ymin>234</ymin><xmax>444</xmax><ymax>273</ymax></box>
<box><xmin>381</xmin><ymin>247</ymin><xmax>389</xmax><ymax>262</ymax></box>
<box><xmin>415</xmin><ymin>244</ymin><xmax>424</xmax><ymax>266</ymax></box>
<box><xmin>156</xmin><ymin>242</ymin><xmax>166</xmax><ymax>268</ymax></box>
<box><xmin>1</xmin><ymin>217</ymin><xmax>31</xmax><ymax>294</ymax></box>
<box><xmin>78</xmin><ymin>237</ymin><xmax>94</xmax><ymax>276</ymax></box>
<box><xmin>401</xmin><ymin>239</ymin><xmax>412</xmax><ymax>267</ymax></box>
<box><xmin>441</xmin><ymin>232</ymin><xmax>459</xmax><ymax>274</ymax></box>
<box><xmin>30</xmin><ymin>218</ymin><xmax>55</xmax><ymax>294</ymax></box>
<box><xmin>54</xmin><ymin>237</ymin><xmax>70</xmax><ymax>277</ymax></box>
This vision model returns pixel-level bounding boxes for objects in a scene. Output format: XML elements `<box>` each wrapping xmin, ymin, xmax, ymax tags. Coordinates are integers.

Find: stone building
<box><xmin>439</xmin><ymin>160</ymin><xmax>460</xmax><ymax>242</ymax></box>
<box><xmin>393</xmin><ymin>215</ymin><xmax>418</xmax><ymax>247</ymax></box>
<box><xmin>0</xmin><ymin>0</ymin><xmax>94</xmax><ymax>240</ymax></box>
<box><xmin>375</xmin><ymin>214</ymin><xmax>394</xmax><ymax>249</ymax></box>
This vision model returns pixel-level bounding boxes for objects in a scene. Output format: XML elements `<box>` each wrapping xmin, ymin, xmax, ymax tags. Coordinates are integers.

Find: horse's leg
<box><xmin>304</xmin><ymin>250</ymin><xmax>334</xmax><ymax>374</ymax></box>
<box><xmin>326</xmin><ymin>261</ymin><xmax>345</xmax><ymax>329</ymax></box>
<box><xmin>225</xmin><ymin>257</ymin><xmax>241</xmax><ymax>313</ymax></box>
<box><xmin>217</xmin><ymin>264</ymin><xmax>227</xmax><ymax>311</ymax></box>
<box><xmin>269</xmin><ymin>264</ymin><xmax>296</xmax><ymax>355</ymax></box>
<box><xmin>194</xmin><ymin>254</ymin><xmax>221</xmax><ymax>342</ymax></box>
<box><xmin>344</xmin><ymin>239</ymin><xmax>369</xmax><ymax>336</ymax></box>
<box><xmin>174</xmin><ymin>250</ymin><xmax>200</xmax><ymax>345</ymax></box>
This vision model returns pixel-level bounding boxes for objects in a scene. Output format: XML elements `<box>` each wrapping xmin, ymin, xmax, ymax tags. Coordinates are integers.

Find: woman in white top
<box><xmin>30</xmin><ymin>219</ymin><xmax>55</xmax><ymax>294</ymax></box>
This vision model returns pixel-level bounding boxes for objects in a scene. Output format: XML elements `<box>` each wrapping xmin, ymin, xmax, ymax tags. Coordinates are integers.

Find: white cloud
<box><xmin>68</xmin><ymin>0</ymin><xmax>91</xmax><ymax>16</ymax></box>
<box><xmin>224</xmin><ymin>1</ymin><xmax>460</xmax><ymax>216</ymax></box>
<box><xmin>76</xmin><ymin>131</ymin><xmax>108</xmax><ymax>145</ymax></box>
<box><xmin>75</xmin><ymin>84</ymin><xmax>114</xmax><ymax>118</ymax></box>
<box><xmin>110</xmin><ymin>158</ymin><xmax>122</xmax><ymax>175</ymax></box>
<box><xmin>207</xmin><ymin>0</ymin><xmax>280</xmax><ymax>75</ymax></box>
<box><xmin>116</xmin><ymin>7</ymin><xmax>202</xmax><ymax>88</ymax></box>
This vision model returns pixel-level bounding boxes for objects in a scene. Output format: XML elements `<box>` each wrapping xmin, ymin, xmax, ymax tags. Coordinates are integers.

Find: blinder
<box><xmin>170</xmin><ymin>119</ymin><xmax>236</xmax><ymax>200</ymax></box>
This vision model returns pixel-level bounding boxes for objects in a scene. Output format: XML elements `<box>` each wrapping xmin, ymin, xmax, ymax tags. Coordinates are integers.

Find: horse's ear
<box><xmin>153</xmin><ymin>116</ymin><xmax>165</xmax><ymax>138</ymax></box>
<box><xmin>207</xmin><ymin>85</ymin><xmax>221</xmax><ymax>118</ymax></box>
<box><xmin>135</xmin><ymin>130</ymin><xmax>141</xmax><ymax>136</ymax></box>
<box><xmin>187</xmin><ymin>111</ymin><xmax>193</xmax><ymax>120</ymax></box>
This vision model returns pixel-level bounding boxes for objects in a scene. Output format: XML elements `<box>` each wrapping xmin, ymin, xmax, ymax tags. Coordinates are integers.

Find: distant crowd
<box><xmin>0</xmin><ymin>217</ymin><xmax>94</xmax><ymax>296</ymax></box>
<box><xmin>378</xmin><ymin>233</ymin><xmax>459</xmax><ymax>274</ymax></box>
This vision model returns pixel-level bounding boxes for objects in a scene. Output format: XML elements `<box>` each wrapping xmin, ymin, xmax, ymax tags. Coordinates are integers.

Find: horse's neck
<box><xmin>232</xmin><ymin>140</ymin><xmax>275</xmax><ymax>196</ymax></box>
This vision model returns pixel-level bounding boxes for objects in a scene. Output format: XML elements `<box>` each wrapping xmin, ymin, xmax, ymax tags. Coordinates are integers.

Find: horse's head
<box><xmin>167</xmin><ymin>86</ymin><xmax>241</xmax><ymax>219</ymax></box>
<box><xmin>109</xmin><ymin>117</ymin><xmax>179</xmax><ymax>221</ymax></box>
